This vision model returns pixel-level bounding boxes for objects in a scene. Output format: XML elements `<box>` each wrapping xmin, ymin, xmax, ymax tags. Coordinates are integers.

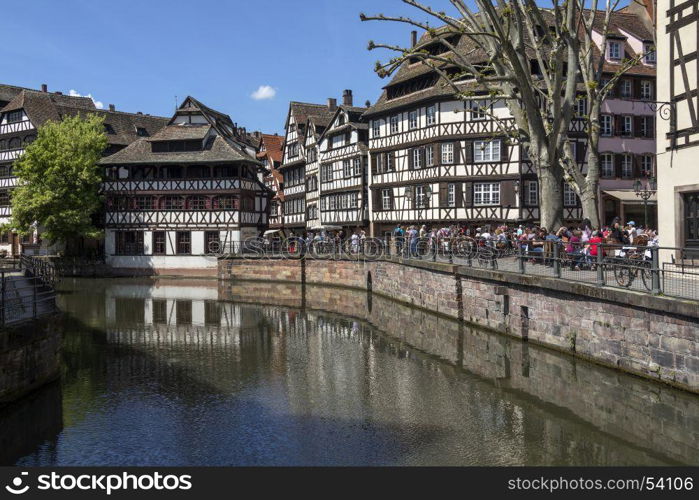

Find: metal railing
<box><xmin>1</xmin><ymin>265</ymin><xmax>57</xmax><ymax>327</ymax></box>
<box><xmin>219</xmin><ymin>236</ymin><xmax>699</xmax><ymax>302</ymax></box>
<box><xmin>19</xmin><ymin>255</ymin><xmax>58</xmax><ymax>288</ymax></box>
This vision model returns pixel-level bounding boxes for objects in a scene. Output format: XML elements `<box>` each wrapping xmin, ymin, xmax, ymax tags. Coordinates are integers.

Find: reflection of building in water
<box><xmin>104</xmin><ymin>282</ymin><xmax>263</xmax><ymax>347</ymax></box>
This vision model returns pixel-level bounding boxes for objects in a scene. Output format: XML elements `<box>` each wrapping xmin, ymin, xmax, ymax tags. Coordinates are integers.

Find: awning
<box><xmin>602</xmin><ymin>190</ymin><xmax>657</xmax><ymax>204</ymax></box>
<box><xmin>263</xmin><ymin>229</ymin><xmax>282</xmax><ymax>236</ymax></box>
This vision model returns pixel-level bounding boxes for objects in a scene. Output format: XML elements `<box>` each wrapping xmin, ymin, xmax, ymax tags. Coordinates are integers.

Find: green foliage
<box><xmin>8</xmin><ymin>113</ymin><xmax>108</xmax><ymax>244</ymax></box>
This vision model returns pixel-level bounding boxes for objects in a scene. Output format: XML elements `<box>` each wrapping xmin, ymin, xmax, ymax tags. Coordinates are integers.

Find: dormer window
<box><xmin>104</xmin><ymin>123</ymin><xmax>116</xmax><ymax>135</ymax></box>
<box><xmin>136</xmin><ymin>127</ymin><xmax>149</xmax><ymax>137</ymax></box>
<box><xmin>6</xmin><ymin>110</ymin><xmax>23</xmax><ymax>123</ymax></box>
<box><xmin>607</xmin><ymin>41</ymin><xmax>621</xmax><ymax>61</ymax></box>
<box><xmin>644</xmin><ymin>43</ymin><xmax>656</xmax><ymax>64</ymax></box>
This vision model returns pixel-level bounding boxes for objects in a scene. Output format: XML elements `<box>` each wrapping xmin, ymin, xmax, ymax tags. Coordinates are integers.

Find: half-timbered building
<box><xmin>0</xmin><ymin>83</ymin><xmax>168</xmax><ymax>256</ymax></box>
<box><xmin>316</xmin><ymin>90</ymin><xmax>370</xmax><ymax>233</ymax></box>
<box><xmin>280</xmin><ymin>101</ymin><xmax>334</xmax><ymax>234</ymax></box>
<box><xmin>257</xmin><ymin>133</ymin><xmax>285</xmax><ymax>229</ymax></box>
<box><xmin>364</xmin><ymin>10</ymin><xmax>656</xmax><ymax>236</ymax></box>
<box><xmin>100</xmin><ymin>97</ymin><xmax>270</xmax><ymax>275</ymax></box>
<box><xmin>658</xmin><ymin>0</ymin><xmax>699</xmax><ymax>255</ymax></box>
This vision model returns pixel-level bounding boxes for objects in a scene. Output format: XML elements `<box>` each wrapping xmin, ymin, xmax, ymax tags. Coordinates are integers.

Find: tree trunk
<box><xmin>579</xmin><ymin>185</ymin><xmax>600</xmax><ymax>229</ymax></box>
<box><xmin>537</xmin><ymin>166</ymin><xmax>563</xmax><ymax>231</ymax></box>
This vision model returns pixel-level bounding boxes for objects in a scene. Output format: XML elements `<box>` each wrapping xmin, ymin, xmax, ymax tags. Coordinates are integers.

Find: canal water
<box><xmin>1</xmin><ymin>278</ymin><xmax>698</xmax><ymax>466</ymax></box>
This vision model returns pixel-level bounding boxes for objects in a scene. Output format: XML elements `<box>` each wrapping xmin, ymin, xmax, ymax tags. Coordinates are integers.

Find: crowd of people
<box><xmin>263</xmin><ymin>217</ymin><xmax>659</xmax><ymax>269</ymax></box>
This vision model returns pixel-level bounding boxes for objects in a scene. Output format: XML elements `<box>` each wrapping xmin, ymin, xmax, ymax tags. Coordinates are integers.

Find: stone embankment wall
<box><xmin>219</xmin><ymin>257</ymin><xmax>699</xmax><ymax>394</ymax></box>
<box><xmin>219</xmin><ymin>281</ymin><xmax>699</xmax><ymax>464</ymax></box>
<box><xmin>0</xmin><ymin>316</ymin><xmax>62</xmax><ymax>405</ymax></box>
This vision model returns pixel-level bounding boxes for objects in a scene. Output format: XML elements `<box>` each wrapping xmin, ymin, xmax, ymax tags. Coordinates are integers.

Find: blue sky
<box><xmin>2</xmin><ymin>0</ymin><xmax>459</xmax><ymax>134</ymax></box>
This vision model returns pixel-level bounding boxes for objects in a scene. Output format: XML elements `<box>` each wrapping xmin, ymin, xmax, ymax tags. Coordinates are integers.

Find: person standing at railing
<box><xmin>588</xmin><ymin>230</ymin><xmax>606</xmax><ymax>267</ymax></box>
<box><xmin>393</xmin><ymin>225</ymin><xmax>404</xmax><ymax>256</ymax></box>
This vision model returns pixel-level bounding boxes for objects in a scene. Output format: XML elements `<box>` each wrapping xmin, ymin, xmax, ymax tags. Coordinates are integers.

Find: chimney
<box><xmin>411</xmin><ymin>30</ymin><xmax>418</xmax><ymax>47</ymax></box>
<box><xmin>365</xmin><ymin>100</ymin><xmax>371</xmax><ymax>107</ymax></box>
<box><xmin>55</xmin><ymin>91</ymin><xmax>63</xmax><ymax>95</ymax></box>
<box><xmin>327</xmin><ymin>97</ymin><xmax>337</xmax><ymax>111</ymax></box>
<box><xmin>41</xmin><ymin>84</ymin><xmax>48</xmax><ymax>92</ymax></box>
<box><xmin>342</xmin><ymin>89</ymin><xmax>353</xmax><ymax>107</ymax></box>
<box><xmin>109</xmin><ymin>104</ymin><xmax>115</xmax><ymax>112</ymax></box>
<box><xmin>137</xmin><ymin>111</ymin><xmax>143</xmax><ymax>115</ymax></box>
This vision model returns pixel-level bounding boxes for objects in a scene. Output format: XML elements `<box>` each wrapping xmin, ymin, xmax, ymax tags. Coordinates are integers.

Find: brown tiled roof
<box><xmin>96</xmin><ymin>110</ymin><xmax>168</xmax><ymax>147</ymax></box>
<box><xmin>148</xmin><ymin>124</ymin><xmax>211</xmax><ymax>142</ymax></box>
<box><xmin>257</xmin><ymin>133</ymin><xmax>284</xmax><ymax>163</ymax></box>
<box><xmin>0</xmin><ymin>84</ymin><xmax>28</xmax><ymax>106</ymax></box>
<box><xmin>100</xmin><ymin>134</ymin><xmax>259</xmax><ymax>165</ymax></box>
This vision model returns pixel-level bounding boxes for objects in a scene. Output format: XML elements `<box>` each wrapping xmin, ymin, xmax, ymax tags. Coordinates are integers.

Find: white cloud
<box><xmin>68</xmin><ymin>89</ymin><xmax>104</xmax><ymax>109</ymax></box>
<box><xmin>251</xmin><ymin>85</ymin><xmax>276</xmax><ymax>101</ymax></box>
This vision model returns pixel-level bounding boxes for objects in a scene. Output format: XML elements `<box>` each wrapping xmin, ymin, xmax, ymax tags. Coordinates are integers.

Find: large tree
<box><xmin>362</xmin><ymin>0</ymin><xmax>644</xmax><ymax>230</ymax></box>
<box><xmin>8</xmin><ymin>113</ymin><xmax>107</xmax><ymax>245</ymax></box>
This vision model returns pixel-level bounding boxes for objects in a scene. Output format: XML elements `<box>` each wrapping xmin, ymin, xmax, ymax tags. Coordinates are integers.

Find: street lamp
<box><xmin>633</xmin><ymin>176</ymin><xmax>657</xmax><ymax>228</ymax></box>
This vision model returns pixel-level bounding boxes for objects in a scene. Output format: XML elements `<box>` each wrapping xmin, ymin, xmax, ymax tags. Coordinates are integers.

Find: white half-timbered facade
<box><xmin>257</xmin><ymin>134</ymin><xmax>284</xmax><ymax>229</ymax></box>
<box><xmin>304</xmin><ymin>118</ymin><xmax>323</xmax><ymax>230</ymax></box>
<box><xmin>280</xmin><ymin>101</ymin><xmax>334</xmax><ymax>234</ymax></box>
<box><xmin>317</xmin><ymin>93</ymin><xmax>369</xmax><ymax>232</ymax></box>
<box><xmin>101</xmin><ymin>96</ymin><xmax>270</xmax><ymax>274</ymax></box>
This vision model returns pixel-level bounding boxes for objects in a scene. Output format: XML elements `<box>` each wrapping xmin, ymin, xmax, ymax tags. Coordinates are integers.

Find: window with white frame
<box><xmin>408</xmin><ymin>110</ymin><xmax>418</xmax><ymax>129</ymax></box>
<box><xmin>601</xmin><ymin>154</ymin><xmax>615</xmax><ymax>177</ymax></box>
<box><xmin>525</xmin><ymin>180</ymin><xmax>538</xmax><ymax>206</ymax></box>
<box><xmin>607</xmin><ymin>41</ymin><xmax>621</xmax><ymax>60</ymax></box>
<box><xmin>563</xmin><ymin>184</ymin><xmax>577</xmax><ymax>207</ymax></box>
<box><xmin>382</xmin><ymin>188</ymin><xmax>392</xmax><ymax>210</ymax></box>
<box><xmin>350</xmin><ymin>192</ymin><xmax>358</xmax><ymax>208</ymax></box>
<box><xmin>574</xmin><ymin>98</ymin><xmax>588</xmax><ymax>117</ymax></box>
<box><xmin>644</xmin><ymin>43</ymin><xmax>656</xmax><ymax>64</ymax></box>
<box><xmin>621</xmin><ymin>154</ymin><xmax>633</xmax><ymax>178</ymax></box>
<box><xmin>474</xmin><ymin>140</ymin><xmax>501</xmax><ymax>162</ymax></box>
<box><xmin>426</xmin><ymin>105</ymin><xmax>436</xmax><ymax>126</ymax></box>
<box><xmin>426</xmin><ymin>145</ymin><xmax>434</xmax><ymax>167</ymax></box>
<box><xmin>321</xmin><ymin>164</ymin><xmax>333</xmax><ymax>182</ymax></box>
<box><xmin>468</xmin><ymin>100</ymin><xmax>487</xmax><ymax>120</ymax></box>
<box><xmin>343</xmin><ymin>159</ymin><xmax>351</xmax><ymax>178</ymax></box>
<box><xmin>441</xmin><ymin>143</ymin><xmax>454</xmax><ymax>164</ymax></box>
<box><xmin>622</xmin><ymin>116</ymin><xmax>633</xmax><ymax>136</ymax></box>
<box><xmin>415</xmin><ymin>185</ymin><xmax>429</xmax><ymax>208</ymax></box>
<box><xmin>352</xmin><ymin>157</ymin><xmax>361</xmax><ymax>176</ymax></box>
<box><xmin>641</xmin><ymin>155</ymin><xmax>653</xmax><ymax>177</ymax></box>
<box><xmin>474</xmin><ymin>182</ymin><xmax>500</xmax><ymax>205</ymax></box>
<box><xmin>640</xmin><ymin>116</ymin><xmax>653</xmax><ymax>138</ymax></box>
<box><xmin>641</xmin><ymin>80</ymin><xmax>653</xmax><ymax>99</ymax></box>
<box><xmin>620</xmin><ymin>80</ymin><xmax>632</xmax><ymax>98</ymax></box>
<box><xmin>372</xmin><ymin>120</ymin><xmax>381</xmax><ymax>138</ymax></box>
<box><xmin>385</xmin><ymin>152</ymin><xmax>394</xmax><ymax>171</ymax></box>
<box><xmin>412</xmin><ymin>148</ymin><xmax>423</xmax><ymax>169</ymax></box>
<box><xmin>601</xmin><ymin>115</ymin><xmax>613</xmax><ymax>136</ymax></box>
<box><xmin>447</xmin><ymin>183</ymin><xmax>456</xmax><ymax>207</ymax></box>
<box><xmin>390</xmin><ymin>115</ymin><xmax>400</xmax><ymax>134</ymax></box>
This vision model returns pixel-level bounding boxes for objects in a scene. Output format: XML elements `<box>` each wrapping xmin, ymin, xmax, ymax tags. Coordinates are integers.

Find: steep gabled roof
<box><xmin>99</xmin><ymin>135</ymin><xmax>257</xmax><ymax>165</ymax></box>
<box><xmin>1</xmin><ymin>89</ymin><xmax>96</xmax><ymax>126</ymax></box>
<box><xmin>257</xmin><ymin>133</ymin><xmax>284</xmax><ymax>163</ymax></box>
<box><xmin>317</xmin><ymin>105</ymin><xmax>368</xmax><ymax>144</ymax></box>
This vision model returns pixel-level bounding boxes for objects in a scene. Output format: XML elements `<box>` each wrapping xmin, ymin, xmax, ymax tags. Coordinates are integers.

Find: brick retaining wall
<box><xmin>218</xmin><ymin>257</ymin><xmax>699</xmax><ymax>393</ymax></box>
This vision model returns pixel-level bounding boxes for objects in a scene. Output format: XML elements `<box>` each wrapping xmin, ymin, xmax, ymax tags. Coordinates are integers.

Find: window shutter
<box><xmin>439</xmin><ymin>182</ymin><xmax>448</xmax><ymax>207</ymax></box>
<box><xmin>420</xmin><ymin>147</ymin><xmax>426</xmax><ymax>167</ymax></box>
<box><xmin>389</xmin><ymin>189</ymin><xmax>395</xmax><ymax>209</ymax></box>
<box><xmin>633</xmin><ymin>154</ymin><xmax>642</xmax><ymax>178</ymax></box>
<box><xmin>500</xmin><ymin>180</ymin><xmax>516</xmax><ymax>208</ymax></box>
<box><xmin>633</xmin><ymin>78</ymin><xmax>641</xmax><ymax>99</ymax></box>
<box><xmin>373</xmin><ymin>188</ymin><xmax>381</xmax><ymax>211</ymax></box>
<box><xmin>455</xmin><ymin>182</ymin><xmax>463</xmax><ymax>208</ymax></box>
<box><xmin>614</xmin><ymin>115</ymin><xmax>623</xmax><ymax>136</ymax></box>
<box><xmin>391</xmin><ymin>151</ymin><xmax>397</xmax><ymax>171</ymax></box>
<box><xmin>576</xmin><ymin>141</ymin><xmax>585</xmax><ymax>163</ymax></box>
<box><xmin>614</xmin><ymin>153</ymin><xmax>622</xmax><ymax>178</ymax></box>
<box><xmin>500</xmin><ymin>139</ymin><xmax>509</xmax><ymax>163</ymax></box>
<box><xmin>454</xmin><ymin>140</ymin><xmax>463</xmax><ymax>164</ymax></box>
<box><xmin>634</xmin><ymin>116</ymin><xmax>642</xmax><ymax>138</ymax></box>
<box><xmin>648</xmin><ymin>116</ymin><xmax>655</xmax><ymax>138</ymax></box>
<box><xmin>408</xmin><ymin>149</ymin><xmax>414</xmax><ymax>170</ymax></box>
<box><xmin>433</xmin><ymin>143</ymin><xmax>441</xmax><ymax>166</ymax></box>
<box><xmin>463</xmin><ymin>141</ymin><xmax>473</xmax><ymax>164</ymax></box>
<box><xmin>463</xmin><ymin>182</ymin><xmax>473</xmax><ymax>207</ymax></box>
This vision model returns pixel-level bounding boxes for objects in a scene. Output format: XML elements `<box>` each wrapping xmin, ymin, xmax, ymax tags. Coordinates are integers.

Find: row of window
<box><xmin>106</xmin><ymin>164</ymin><xmax>256</xmax><ymax>180</ymax></box>
<box><xmin>283</xmin><ymin>165</ymin><xmax>305</xmax><ymax>187</ymax></box>
<box><xmin>0</xmin><ymin>232</ymin><xmax>33</xmax><ymax>244</ymax></box>
<box><xmin>113</xmin><ymin>297</ymin><xmax>223</xmax><ymax>326</ymax></box>
<box><xmin>106</xmin><ymin>195</ymin><xmax>254</xmax><ymax>211</ymax></box>
<box><xmin>114</xmin><ymin>230</ymin><xmax>221</xmax><ymax>256</ymax></box>
<box><xmin>599</xmin><ymin>153</ymin><xmax>654</xmax><ymax>178</ymax></box>
<box><xmin>284</xmin><ymin>197</ymin><xmax>305</xmax><ymax>214</ymax></box>
<box><xmin>606</xmin><ymin>40</ymin><xmax>655</xmax><ymax>65</ymax></box>
<box><xmin>599</xmin><ymin>115</ymin><xmax>654</xmax><ymax>137</ymax></box>
<box><xmin>376</xmin><ymin>182</ymin><xmax>578</xmax><ymax>210</ymax></box>
<box><xmin>371</xmin><ymin>100</ymin><xmax>491</xmax><ymax>138</ymax></box>
<box><xmin>0</xmin><ymin>135</ymin><xmax>35</xmax><ymax>151</ymax></box>
<box><xmin>320</xmin><ymin>157</ymin><xmax>362</xmax><ymax>182</ymax></box>
<box><xmin>320</xmin><ymin>192</ymin><xmax>360</xmax><ymax>210</ymax></box>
